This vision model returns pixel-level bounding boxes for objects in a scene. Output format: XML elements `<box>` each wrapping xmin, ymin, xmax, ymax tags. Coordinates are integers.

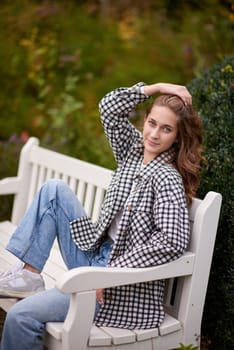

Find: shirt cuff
<box><xmin>140</xmin><ymin>86</ymin><xmax>149</xmax><ymax>96</ymax></box>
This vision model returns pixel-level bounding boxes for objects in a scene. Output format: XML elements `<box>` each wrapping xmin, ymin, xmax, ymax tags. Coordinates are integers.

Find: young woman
<box><xmin>0</xmin><ymin>82</ymin><xmax>203</xmax><ymax>350</ymax></box>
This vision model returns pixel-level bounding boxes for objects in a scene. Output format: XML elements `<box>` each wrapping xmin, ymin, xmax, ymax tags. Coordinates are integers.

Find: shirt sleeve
<box><xmin>99</xmin><ymin>82</ymin><xmax>149</xmax><ymax>165</ymax></box>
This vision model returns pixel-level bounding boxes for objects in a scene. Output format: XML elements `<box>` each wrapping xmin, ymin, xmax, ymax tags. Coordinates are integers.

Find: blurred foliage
<box><xmin>188</xmin><ymin>57</ymin><xmax>234</xmax><ymax>350</ymax></box>
<box><xmin>0</xmin><ymin>0</ymin><xmax>233</xmax><ymax>165</ymax></box>
<box><xmin>0</xmin><ymin>1</ymin><xmax>233</xmax><ymax>348</ymax></box>
<box><xmin>0</xmin><ymin>137</ymin><xmax>24</xmax><ymax>220</ymax></box>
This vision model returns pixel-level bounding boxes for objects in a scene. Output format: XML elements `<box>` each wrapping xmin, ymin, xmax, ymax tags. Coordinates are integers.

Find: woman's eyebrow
<box><xmin>162</xmin><ymin>123</ymin><xmax>173</xmax><ymax>128</ymax></box>
<box><xmin>150</xmin><ymin>118</ymin><xmax>174</xmax><ymax>128</ymax></box>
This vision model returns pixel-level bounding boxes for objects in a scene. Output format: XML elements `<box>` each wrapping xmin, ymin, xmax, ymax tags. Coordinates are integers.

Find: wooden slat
<box><xmin>84</xmin><ymin>184</ymin><xmax>95</xmax><ymax>217</ymax></box>
<box><xmin>0</xmin><ymin>222</ymin><xmax>21</xmax><ymax>312</ymax></box>
<box><xmin>46</xmin><ymin>322</ymin><xmax>63</xmax><ymax>340</ymax></box>
<box><xmin>91</xmin><ymin>187</ymin><xmax>105</xmax><ymax>222</ymax></box>
<box><xmin>54</xmin><ymin>170</ymin><xmax>60</xmax><ymax>179</ymax></box>
<box><xmin>76</xmin><ymin>180</ymin><xmax>86</xmax><ymax>205</ymax></box>
<box><xmin>27</xmin><ymin>163</ymin><xmax>39</xmax><ymax>208</ymax></box>
<box><xmin>46</xmin><ymin>168</ymin><xmax>53</xmax><ymax>180</ymax></box>
<box><xmin>0</xmin><ymin>221</ymin><xmax>17</xmax><ymax>248</ymax></box>
<box><xmin>37</xmin><ymin>166</ymin><xmax>46</xmax><ymax>190</ymax></box>
<box><xmin>164</xmin><ymin>278</ymin><xmax>175</xmax><ymax>306</ymax></box>
<box><xmin>133</xmin><ymin>327</ymin><xmax>159</xmax><ymax>341</ymax></box>
<box><xmin>100</xmin><ymin>326</ymin><xmax>136</xmax><ymax>345</ymax></box>
<box><xmin>68</xmin><ymin>177</ymin><xmax>77</xmax><ymax>192</ymax></box>
<box><xmin>88</xmin><ymin>325</ymin><xmax>112</xmax><ymax>346</ymax></box>
<box><xmin>159</xmin><ymin>314</ymin><xmax>181</xmax><ymax>336</ymax></box>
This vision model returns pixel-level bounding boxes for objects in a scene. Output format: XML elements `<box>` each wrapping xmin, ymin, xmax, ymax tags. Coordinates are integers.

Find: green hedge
<box><xmin>188</xmin><ymin>56</ymin><xmax>234</xmax><ymax>349</ymax></box>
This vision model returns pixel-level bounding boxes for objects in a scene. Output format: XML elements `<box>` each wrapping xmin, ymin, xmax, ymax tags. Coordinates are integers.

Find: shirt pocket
<box><xmin>128</xmin><ymin>210</ymin><xmax>154</xmax><ymax>244</ymax></box>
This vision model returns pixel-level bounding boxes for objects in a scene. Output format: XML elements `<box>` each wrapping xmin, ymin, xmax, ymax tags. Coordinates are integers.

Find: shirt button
<box><xmin>128</xmin><ymin>205</ymin><xmax>133</xmax><ymax>211</ymax></box>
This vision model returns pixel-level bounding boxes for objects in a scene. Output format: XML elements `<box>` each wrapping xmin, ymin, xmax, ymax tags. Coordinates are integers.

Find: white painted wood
<box><xmin>62</xmin><ymin>291</ymin><xmax>96</xmax><ymax>350</ymax></box>
<box><xmin>177</xmin><ymin>191</ymin><xmax>222</xmax><ymax>346</ymax></box>
<box><xmin>26</xmin><ymin>162</ymin><xmax>39</xmax><ymax>209</ymax></box>
<box><xmin>0</xmin><ymin>137</ymin><xmax>222</xmax><ymax>350</ymax></box>
<box><xmin>100</xmin><ymin>327</ymin><xmax>136</xmax><ymax>345</ymax></box>
<box><xmin>159</xmin><ymin>314</ymin><xmax>181</xmax><ymax>335</ymax></box>
<box><xmin>46</xmin><ymin>322</ymin><xmax>63</xmax><ymax>340</ymax></box>
<box><xmin>91</xmin><ymin>187</ymin><xmax>106</xmax><ymax>222</ymax></box>
<box><xmin>12</xmin><ymin>137</ymin><xmax>40</xmax><ymax>224</ymax></box>
<box><xmin>68</xmin><ymin>177</ymin><xmax>77</xmax><ymax>192</ymax></box>
<box><xmin>77</xmin><ymin>180</ymin><xmax>86</xmax><ymax>204</ymax></box>
<box><xmin>0</xmin><ymin>177</ymin><xmax>21</xmax><ymax>195</ymax></box>
<box><xmin>88</xmin><ymin>325</ymin><xmax>112</xmax><ymax>346</ymax></box>
<box><xmin>55</xmin><ymin>253</ymin><xmax>195</xmax><ymax>294</ymax></box>
<box><xmin>133</xmin><ymin>327</ymin><xmax>159</xmax><ymax>341</ymax></box>
<box><xmin>84</xmin><ymin>183</ymin><xmax>95</xmax><ymax>217</ymax></box>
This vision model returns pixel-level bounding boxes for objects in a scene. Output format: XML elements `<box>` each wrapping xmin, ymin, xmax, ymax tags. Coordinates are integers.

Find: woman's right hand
<box><xmin>96</xmin><ymin>288</ymin><xmax>104</xmax><ymax>305</ymax></box>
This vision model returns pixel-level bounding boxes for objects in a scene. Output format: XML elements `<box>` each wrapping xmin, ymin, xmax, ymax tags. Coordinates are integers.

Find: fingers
<box><xmin>183</xmin><ymin>94</ymin><xmax>192</xmax><ymax>106</ymax></box>
<box><xmin>177</xmin><ymin>86</ymin><xmax>192</xmax><ymax>106</ymax></box>
<box><xmin>96</xmin><ymin>288</ymin><xmax>104</xmax><ymax>305</ymax></box>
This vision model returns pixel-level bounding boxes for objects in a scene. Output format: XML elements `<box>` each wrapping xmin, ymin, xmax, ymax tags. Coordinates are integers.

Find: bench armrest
<box><xmin>55</xmin><ymin>252</ymin><xmax>195</xmax><ymax>294</ymax></box>
<box><xmin>0</xmin><ymin>177</ymin><xmax>21</xmax><ymax>195</ymax></box>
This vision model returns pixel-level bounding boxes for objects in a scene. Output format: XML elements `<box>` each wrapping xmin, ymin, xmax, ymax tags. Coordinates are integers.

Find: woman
<box><xmin>0</xmin><ymin>82</ymin><xmax>203</xmax><ymax>350</ymax></box>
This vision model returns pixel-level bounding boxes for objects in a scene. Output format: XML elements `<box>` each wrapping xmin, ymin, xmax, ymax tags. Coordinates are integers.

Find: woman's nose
<box><xmin>151</xmin><ymin>127</ymin><xmax>160</xmax><ymax>138</ymax></box>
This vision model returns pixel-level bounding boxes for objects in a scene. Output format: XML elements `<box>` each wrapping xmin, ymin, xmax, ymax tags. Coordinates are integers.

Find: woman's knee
<box><xmin>43</xmin><ymin>178</ymin><xmax>67</xmax><ymax>192</ymax></box>
<box><xmin>40</xmin><ymin>178</ymin><xmax>85</xmax><ymax>222</ymax></box>
<box><xmin>5</xmin><ymin>300</ymin><xmax>29</xmax><ymax>327</ymax></box>
<box><xmin>41</xmin><ymin>179</ymin><xmax>72</xmax><ymax>202</ymax></box>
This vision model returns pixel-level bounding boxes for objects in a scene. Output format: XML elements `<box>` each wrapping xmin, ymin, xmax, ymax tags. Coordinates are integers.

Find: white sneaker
<box><xmin>0</xmin><ymin>265</ymin><xmax>45</xmax><ymax>298</ymax></box>
<box><xmin>0</xmin><ymin>261</ymin><xmax>24</xmax><ymax>281</ymax></box>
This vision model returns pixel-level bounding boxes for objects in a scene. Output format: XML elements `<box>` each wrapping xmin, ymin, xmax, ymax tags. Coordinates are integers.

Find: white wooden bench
<box><xmin>0</xmin><ymin>137</ymin><xmax>222</xmax><ymax>350</ymax></box>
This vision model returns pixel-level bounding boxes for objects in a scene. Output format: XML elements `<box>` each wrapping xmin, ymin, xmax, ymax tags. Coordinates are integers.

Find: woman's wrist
<box><xmin>142</xmin><ymin>83</ymin><xmax>161</xmax><ymax>97</ymax></box>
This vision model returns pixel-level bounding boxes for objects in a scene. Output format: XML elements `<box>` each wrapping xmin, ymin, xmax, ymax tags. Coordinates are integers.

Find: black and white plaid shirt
<box><xmin>70</xmin><ymin>82</ymin><xmax>190</xmax><ymax>329</ymax></box>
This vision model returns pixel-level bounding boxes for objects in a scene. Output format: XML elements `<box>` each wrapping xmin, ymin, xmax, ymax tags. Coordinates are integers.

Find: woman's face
<box><xmin>143</xmin><ymin>105</ymin><xmax>178</xmax><ymax>163</ymax></box>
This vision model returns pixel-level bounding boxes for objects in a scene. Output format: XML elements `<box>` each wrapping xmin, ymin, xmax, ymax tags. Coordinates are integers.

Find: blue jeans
<box><xmin>0</xmin><ymin>179</ymin><xmax>113</xmax><ymax>350</ymax></box>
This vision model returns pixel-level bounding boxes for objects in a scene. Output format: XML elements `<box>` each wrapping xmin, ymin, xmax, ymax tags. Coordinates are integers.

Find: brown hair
<box><xmin>146</xmin><ymin>95</ymin><xmax>205</xmax><ymax>205</ymax></box>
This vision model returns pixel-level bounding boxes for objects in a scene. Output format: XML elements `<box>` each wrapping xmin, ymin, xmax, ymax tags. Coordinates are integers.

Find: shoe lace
<box><xmin>0</xmin><ymin>261</ymin><xmax>24</xmax><ymax>280</ymax></box>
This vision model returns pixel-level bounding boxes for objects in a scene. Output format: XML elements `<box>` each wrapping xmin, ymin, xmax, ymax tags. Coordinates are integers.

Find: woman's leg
<box><xmin>0</xmin><ymin>288</ymin><xmax>70</xmax><ymax>350</ymax></box>
<box><xmin>1</xmin><ymin>179</ymin><xmax>113</xmax><ymax>349</ymax></box>
<box><xmin>6</xmin><ymin>179</ymin><xmax>92</xmax><ymax>271</ymax></box>
<box><xmin>0</xmin><ymin>240</ymin><xmax>113</xmax><ymax>350</ymax></box>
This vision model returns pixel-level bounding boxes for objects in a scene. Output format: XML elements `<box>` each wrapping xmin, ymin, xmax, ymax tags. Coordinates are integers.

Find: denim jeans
<box><xmin>0</xmin><ymin>179</ymin><xmax>113</xmax><ymax>350</ymax></box>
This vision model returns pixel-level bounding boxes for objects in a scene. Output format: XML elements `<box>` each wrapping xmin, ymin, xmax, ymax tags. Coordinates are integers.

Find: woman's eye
<box><xmin>163</xmin><ymin>126</ymin><xmax>172</xmax><ymax>133</ymax></box>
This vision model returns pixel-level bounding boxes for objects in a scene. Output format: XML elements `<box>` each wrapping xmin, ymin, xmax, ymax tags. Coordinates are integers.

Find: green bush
<box><xmin>188</xmin><ymin>56</ymin><xmax>234</xmax><ymax>349</ymax></box>
<box><xmin>176</xmin><ymin>344</ymin><xmax>198</xmax><ymax>350</ymax></box>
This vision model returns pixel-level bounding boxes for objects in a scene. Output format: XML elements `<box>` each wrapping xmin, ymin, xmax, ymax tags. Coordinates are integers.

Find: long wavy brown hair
<box><xmin>146</xmin><ymin>95</ymin><xmax>205</xmax><ymax>205</ymax></box>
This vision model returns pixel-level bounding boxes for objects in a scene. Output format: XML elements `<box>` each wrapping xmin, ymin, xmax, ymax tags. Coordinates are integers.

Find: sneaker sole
<box><xmin>0</xmin><ymin>288</ymin><xmax>45</xmax><ymax>299</ymax></box>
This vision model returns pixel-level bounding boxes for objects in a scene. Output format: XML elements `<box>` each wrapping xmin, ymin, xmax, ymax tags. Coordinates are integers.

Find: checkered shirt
<box><xmin>70</xmin><ymin>82</ymin><xmax>190</xmax><ymax>329</ymax></box>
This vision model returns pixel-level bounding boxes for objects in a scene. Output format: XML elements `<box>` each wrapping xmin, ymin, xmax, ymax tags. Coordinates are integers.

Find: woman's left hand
<box><xmin>96</xmin><ymin>288</ymin><xmax>105</xmax><ymax>305</ymax></box>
